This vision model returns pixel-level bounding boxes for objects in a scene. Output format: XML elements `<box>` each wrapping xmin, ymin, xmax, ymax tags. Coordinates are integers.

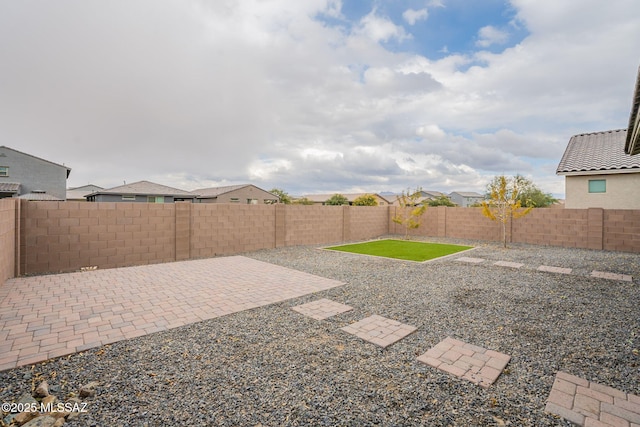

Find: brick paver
<box><xmin>291</xmin><ymin>298</ymin><xmax>353</xmax><ymax>320</ymax></box>
<box><xmin>417</xmin><ymin>337</ymin><xmax>511</xmax><ymax>388</ymax></box>
<box><xmin>545</xmin><ymin>371</ymin><xmax>640</xmax><ymax>426</ymax></box>
<box><xmin>538</xmin><ymin>265</ymin><xmax>573</xmax><ymax>274</ymax></box>
<box><xmin>590</xmin><ymin>271</ymin><xmax>633</xmax><ymax>282</ymax></box>
<box><xmin>455</xmin><ymin>257</ymin><xmax>485</xmax><ymax>264</ymax></box>
<box><xmin>494</xmin><ymin>261</ymin><xmax>524</xmax><ymax>269</ymax></box>
<box><xmin>0</xmin><ymin>256</ymin><xmax>344</xmax><ymax>371</ymax></box>
<box><xmin>340</xmin><ymin>315</ymin><xmax>417</xmax><ymax>348</ymax></box>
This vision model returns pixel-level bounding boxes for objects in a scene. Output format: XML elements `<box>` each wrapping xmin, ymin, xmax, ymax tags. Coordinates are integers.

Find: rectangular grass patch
<box><xmin>325</xmin><ymin>239</ymin><xmax>473</xmax><ymax>262</ymax></box>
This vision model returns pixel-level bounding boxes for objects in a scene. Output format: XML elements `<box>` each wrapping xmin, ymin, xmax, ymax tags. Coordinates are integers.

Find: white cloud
<box><xmin>356</xmin><ymin>8</ymin><xmax>410</xmax><ymax>43</ymax></box>
<box><xmin>403</xmin><ymin>8</ymin><xmax>428</xmax><ymax>26</ymax></box>
<box><xmin>476</xmin><ymin>25</ymin><xmax>509</xmax><ymax>47</ymax></box>
<box><xmin>0</xmin><ymin>0</ymin><xmax>639</xmax><ymax>198</ymax></box>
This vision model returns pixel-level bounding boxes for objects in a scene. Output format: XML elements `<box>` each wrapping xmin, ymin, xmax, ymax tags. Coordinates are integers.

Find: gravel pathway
<box><xmin>1</xmin><ymin>237</ymin><xmax>639</xmax><ymax>426</ymax></box>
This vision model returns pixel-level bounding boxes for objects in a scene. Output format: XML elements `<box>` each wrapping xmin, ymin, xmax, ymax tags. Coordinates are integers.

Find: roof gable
<box><xmin>89</xmin><ymin>180</ymin><xmax>195</xmax><ymax>197</ymax></box>
<box><xmin>450</xmin><ymin>191</ymin><xmax>484</xmax><ymax>198</ymax></box>
<box><xmin>0</xmin><ymin>146</ymin><xmax>71</xmax><ymax>178</ymax></box>
<box><xmin>192</xmin><ymin>184</ymin><xmax>251</xmax><ymax>198</ymax></box>
<box><xmin>556</xmin><ymin>129</ymin><xmax>640</xmax><ymax>175</ymax></box>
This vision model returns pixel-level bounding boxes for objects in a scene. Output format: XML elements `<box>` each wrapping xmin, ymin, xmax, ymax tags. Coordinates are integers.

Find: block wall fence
<box><xmin>0</xmin><ymin>200</ymin><xmax>637</xmax><ymax>282</ymax></box>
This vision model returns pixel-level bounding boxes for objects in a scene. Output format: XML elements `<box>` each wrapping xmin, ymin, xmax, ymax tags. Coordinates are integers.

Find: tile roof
<box><xmin>556</xmin><ymin>129</ymin><xmax>640</xmax><ymax>175</ymax></box>
<box><xmin>88</xmin><ymin>180</ymin><xmax>196</xmax><ymax>197</ymax></box>
<box><xmin>0</xmin><ymin>182</ymin><xmax>20</xmax><ymax>193</ymax></box>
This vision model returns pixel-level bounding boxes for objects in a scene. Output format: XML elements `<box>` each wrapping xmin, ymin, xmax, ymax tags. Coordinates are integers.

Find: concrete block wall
<box><xmin>512</xmin><ymin>208</ymin><xmax>589</xmax><ymax>248</ymax></box>
<box><xmin>8</xmin><ymin>202</ymin><xmax>640</xmax><ymax>278</ymax></box>
<box><xmin>20</xmin><ymin>201</ymin><xmax>176</xmax><ymax>275</ymax></box>
<box><xmin>604</xmin><ymin>209</ymin><xmax>640</xmax><ymax>252</ymax></box>
<box><xmin>190</xmin><ymin>204</ymin><xmax>276</xmax><ymax>258</ymax></box>
<box><xmin>283</xmin><ymin>205</ymin><xmax>344</xmax><ymax>246</ymax></box>
<box><xmin>349</xmin><ymin>206</ymin><xmax>390</xmax><ymax>241</ymax></box>
<box><xmin>0</xmin><ymin>198</ymin><xmax>17</xmax><ymax>283</ymax></box>
<box><xmin>388</xmin><ymin>207</ymin><xmax>438</xmax><ymax>238</ymax></box>
<box><xmin>436</xmin><ymin>208</ymin><xmax>502</xmax><ymax>241</ymax></box>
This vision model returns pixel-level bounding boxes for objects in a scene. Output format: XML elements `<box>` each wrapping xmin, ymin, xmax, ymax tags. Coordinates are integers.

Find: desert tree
<box><xmin>392</xmin><ymin>188</ymin><xmax>427</xmax><ymax>239</ymax></box>
<box><xmin>353</xmin><ymin>194</ymin><xmax>378</xmax><ymax>206</ymax></box>
<box><xmin>481</xmin><ymin>175</ymin><xmax>533</xmax><ymax>248</ymax></box>
<box><xmin>325</xmin><ymin>194</ymin><xmax>349</xmax><ymax>205</ymax></box>
<box><xmin>427</xmin><ymin>194</ymin><xmax>456</xmax><ymax>207</ymax></box>
<box><xmin>269</xmin><ymin>188</ymin><xmax>292</xmax><ymax>204</ymax></box>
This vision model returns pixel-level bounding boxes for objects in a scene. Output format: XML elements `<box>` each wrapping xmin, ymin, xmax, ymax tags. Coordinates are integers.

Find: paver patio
<box><xmin>538</xmin><ymin>265</ymin><xmax>573</xmax><ymax>275</ymax></box>
<box><xmin>546</xmin><ymin>371</ymin><xmax>640</xmax><ymax>426</ymax></box>
<box><xmin>0</xmin><ymin>256</ymin><xmax>344</xmax><ymax>371</ymax></box>
<box><xmin>417</xmin><ymin>337</ymin><xmax>511</xmax><ymax>388</ymax></box>
<box><xmin>291</xmin><ymin>298</ymin><xmax>353</xmax><ymax>320</ymax></box>
<box><xmin>340</xmin><ymin>315</ymin><xmax>417</xmax><ymax>348</ymax></box>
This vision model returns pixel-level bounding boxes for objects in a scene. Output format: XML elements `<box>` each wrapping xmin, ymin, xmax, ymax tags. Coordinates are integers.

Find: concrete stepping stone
<box><xmin>291</xmin><ymin>298</ymin><xmax>353</xmax><ymax>320</ymax></box>
<box><xmin>545</xmin><ymin>371</ymin><xmax>640</xmax><ymax>426</ymax></box>
<box><xmin>455</xmin><ymin>257</ymin><xmax>485</xmax><ymax>264</ymax></box>
<box><xmin>340</xmin><ymin>315</ymin><xmax>417</xmax><ymax>348</ymax></box>
<box><xmin>538</xmin><ymin>265</ymin><xmax>573</xmax><ymax>275</ymax></box>
<box><xmin>591</xmin><ymin>271</ymin><xmax>633</xmax><ymax>282</ymax></box>
<box><xmin>417</xmin><ymin>337</ymin><xmax>510</xmax><ymax>388</ymax></box>
<box><xmin>494</xmin><ymin>261</ymin><xmax>524</xmax><ymax>268</ymax></box>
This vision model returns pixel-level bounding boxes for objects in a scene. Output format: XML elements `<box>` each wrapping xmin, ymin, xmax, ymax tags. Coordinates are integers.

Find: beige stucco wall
<box><xmin>564</xmin><ymin>173</ymin><xmax>640</xmax><ymax>209</ymax></box>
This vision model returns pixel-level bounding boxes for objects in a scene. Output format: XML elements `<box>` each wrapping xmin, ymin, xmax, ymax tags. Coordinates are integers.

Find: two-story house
<box><xmin>0</xmin><ymin>146</ymin><xmax>71</xmax><ymax>200</ymax></box>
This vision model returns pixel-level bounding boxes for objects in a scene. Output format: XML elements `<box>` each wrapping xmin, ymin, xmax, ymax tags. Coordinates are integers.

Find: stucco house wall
<box><xmin>564</xmin><ymin>173</ymin><xmax>640</xmax><ymax>209</ymax></box>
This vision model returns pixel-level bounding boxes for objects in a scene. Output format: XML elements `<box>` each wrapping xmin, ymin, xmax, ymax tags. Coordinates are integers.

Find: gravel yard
<box><xmin>1</xmin><ymin>238</ymin><xmax>639</xmax><ymax>426</ymax></box>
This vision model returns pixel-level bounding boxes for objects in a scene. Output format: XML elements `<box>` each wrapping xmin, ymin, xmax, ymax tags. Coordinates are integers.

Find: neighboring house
<box><xmin>625</xmin><ymin>65</ymin><xmax>640</xmax><ymax>155</ymax></box>
<box><xmin>418</xmin><ymin>190</ymin><xmax>446</xmax><ymax>199</ymax></box>
<box><xmin>387</xmin><ymin>190</ymin><xmax>444</xmax><ymax>206</ymax></box>
<box><xmin>67</xmin><ymin>184</ymin><xmax>103</xmax><ymax>201</ymax></box>
<box><xmin>18</xmin><ymin>190</ymin><xmax>64</xmax><ymax>201</ymax></box>
<box><xmin>0</xmin><ymin>146</ymin><xmax>71</xmax><ymax>200</ymax></box>
<box><xmin>86</xmin><ymin>180</ymin><xmax>197</xmax><ymax>203</ymax></box>
<box><xmin>556</xmin><ymin>129</ymin><xmax>640</xmax><ymax>209</ymax></box>
<box><xmin>449</xmin><ymin>191</ymin><xmax>484</xmax><ymax>207</ymax></box>
<box><xmin>303</xmin><ymin>193</ymin><xmax>390</xmax><ymax>206</ymax></box>
<box><xmin>192</xmin><ymin>184</ymin><xmax>279</xmax><ymax>204</ymax></box>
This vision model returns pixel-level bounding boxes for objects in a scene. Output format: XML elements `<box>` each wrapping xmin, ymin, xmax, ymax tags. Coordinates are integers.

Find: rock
<box><xmin>3</xmin><ymin>392</ymin><xmax>40</xmax><ymax>424</ymax></box>
<box><xmin>41</xmin><ymin>395</ymin><xmax>57</xmax><ymax>406</ymax></box>
<box><xmin>78</xmin><ymin>381</ymin><xmax>99</xmax><ymax>398</ymax></box>
<box><xmin>48</xmin><ymin>385</ymin><xmax>60</xmax><ymax>393</ymax></box>
<box><xmin>22</xmin><ymin>415</ymin><xmax>58</xmax><ymax>427</ymax></box>
<box><xmin>52</xmin><ymin>418</ymin><xmax>66</xmax><ymax>427</ymax></box>
<box><xmin>13</xmin><ymin>410</ymin><xmax>38</xmax><ymax>424</ymax></box>
<box><xmin>17</xmin><ymin>392</ymin><xmax>39</xmax><ymax>406</ymax></box>
<box><xmin>34</xmin><ymin>380</ymin><xmax>49</xmax><ymax>398</ymax></box>
<box><xmin>65</xmin><ymin>397</ymin><xmax>83</xmax><ymax>420</ymax></box>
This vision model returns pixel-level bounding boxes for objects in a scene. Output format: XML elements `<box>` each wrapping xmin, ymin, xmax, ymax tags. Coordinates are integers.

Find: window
<box><xmin>588</xmin><ymin>179</ymin><xmax>606</xmax><ymax>193</ymax></box>
<box><xmin>230</xmin><ymin>198</ymin><xmax>239</xmax><ymax>203</ymax></box>
<box><xmin>0</xmin><ymin>166</ymin><xmax>8</xmax><ymax>177</ymax></box>
<box><xmin>122</xmin><ymin>195</ymin><xmax>136</xmax><ymax>201</ymax></box>
<box><xmin>147</xmin><ymin>196</ymin><xmax>164</xmax><ymax>203</ymax></box>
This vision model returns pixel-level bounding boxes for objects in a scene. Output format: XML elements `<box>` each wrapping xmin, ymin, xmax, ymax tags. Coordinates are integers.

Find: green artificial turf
<box><xmin>325</xmin><ymin>239</ymin><xmax>473</xmax><ymax>262</ymax></box>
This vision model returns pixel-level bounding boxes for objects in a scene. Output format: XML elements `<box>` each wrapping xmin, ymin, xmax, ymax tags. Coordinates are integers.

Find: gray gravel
<box><xmin>1</xmin><ymin>237</ymin><xmax>639</xmax><ymax>426</ymax></box>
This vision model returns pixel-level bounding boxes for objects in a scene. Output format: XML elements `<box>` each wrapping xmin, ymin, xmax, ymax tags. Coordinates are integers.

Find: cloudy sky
<box><xmin>1</xmin><ymin>0</ymin><xmax>639</xmax><ymax>197</ymax></box>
